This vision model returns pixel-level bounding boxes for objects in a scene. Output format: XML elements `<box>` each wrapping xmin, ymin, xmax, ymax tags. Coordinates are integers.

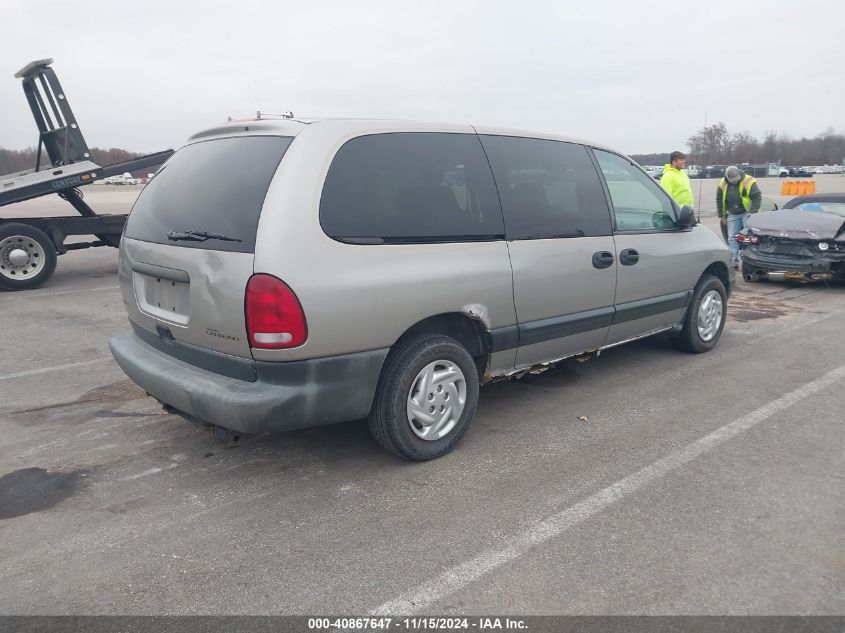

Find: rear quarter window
<box><xmin>124</xmin><ymin>135</ymin><xmax>293</xmax><ymax>253</ymax></box>
<box><xmin>319</xmin><ymin>132</ymin><xmax>504</xmax><ymax>243</ymax></box>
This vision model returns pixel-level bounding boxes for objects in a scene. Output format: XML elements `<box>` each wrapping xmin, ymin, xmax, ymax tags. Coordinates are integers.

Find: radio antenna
<box><xmin>696</xmin><ymin>110</ymin><xmax>707</xmax><ymax>224</ymax></box>
<box><xmin>247</xmin><ymin>80</ymin><xmax>263</xmax><ymax>112</ymax></box>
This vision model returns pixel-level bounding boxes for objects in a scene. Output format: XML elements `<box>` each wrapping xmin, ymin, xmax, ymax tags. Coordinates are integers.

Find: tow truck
<box><xmin>0</xmin><ymin>59</ymin><xmax>173</xmax><ymax>290</ymax></box>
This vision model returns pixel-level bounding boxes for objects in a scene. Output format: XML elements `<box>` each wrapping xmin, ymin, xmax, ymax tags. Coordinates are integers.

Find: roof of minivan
<box><xmin>187</xmin><ymin>117</ymin><xmax>615</xmax><ymax>153</ymax></box>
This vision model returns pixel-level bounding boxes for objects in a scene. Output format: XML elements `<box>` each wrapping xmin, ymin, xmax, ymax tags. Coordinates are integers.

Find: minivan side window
<box><xmin>479</xmin><ymin>135</ymin><xmax>612</xmax><ymax>239</ymax></box>
<box><xmin>592</xmin><ymin>149</ymin><xmax>677</xmax><ymax>231</ymax></box>
<box><xmin>320</xmin><ymin>133</ymin><xmax>504</xmax><ymax>243</ymax></box>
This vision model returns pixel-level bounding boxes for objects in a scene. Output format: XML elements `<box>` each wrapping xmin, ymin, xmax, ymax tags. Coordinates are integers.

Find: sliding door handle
<box><xmin>620</xmin><ymin>248</ymin><xmax>640</xmax><ymax>265</ymax></box>
<box><xmin>592</xmin><ymin>251</ymin><xmax>614</xmax><ymax>269</ymax></box>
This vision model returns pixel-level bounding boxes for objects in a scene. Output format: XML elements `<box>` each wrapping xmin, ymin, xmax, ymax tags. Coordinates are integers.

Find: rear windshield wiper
<box><xmin>167</xmin><ymin>230</ymin><xmax>242</xmax><ymax>243</ymax></box>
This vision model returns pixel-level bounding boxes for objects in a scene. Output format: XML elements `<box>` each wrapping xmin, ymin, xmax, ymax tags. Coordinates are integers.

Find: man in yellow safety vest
<box><xmin>717</xmin><ymin>166</ymin><xmax>762</xmax><ymax>269</ymax></box>
<box><xmin>660</xmin><ymin>151</ymin><xmax>694</xmax><ymax>208</ymax></box>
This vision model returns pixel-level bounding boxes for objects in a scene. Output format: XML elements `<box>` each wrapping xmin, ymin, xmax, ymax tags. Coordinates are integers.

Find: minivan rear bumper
<box><xmin>109</xmin><ymin>333</ymin><xmax>388</xmax><ymax>435</ymax></box>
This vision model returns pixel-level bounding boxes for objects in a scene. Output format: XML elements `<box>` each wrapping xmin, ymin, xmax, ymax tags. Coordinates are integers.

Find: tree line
<box><xmin>0</xmin><ymin>147</ymin><xmax>142</xmax><ymax>176</ymax></box>
<box><xmin>633</xmin><ymin>125</ymin><xmax>845</xmax><ymax>167</ymax></box>
<box><xmin>4</xmin><ymin>125</ymin><xmax>844</xmax><ymax>175</ymax></box>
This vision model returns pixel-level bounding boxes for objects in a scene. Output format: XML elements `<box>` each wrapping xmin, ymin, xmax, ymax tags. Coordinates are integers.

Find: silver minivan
<box><xmin>110</xmin><ymin>118</ymin><xmax>733</xmax><ymax>460</ymax></box>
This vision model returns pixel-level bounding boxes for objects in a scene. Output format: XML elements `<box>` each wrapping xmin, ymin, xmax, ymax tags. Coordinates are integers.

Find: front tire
<box><xmin>0</xmin><ymin>224</ymin><xmax>58</xmax><ymax>291</ymax></box>
<box><xmin>674</xmin><ymin>274</ymin><xmax>727</xmax><ymax>353</ymax></box>
<box><xmin>368</xmin><ymin>334</ymin><xmax>480</xmax><ymax>461</ymax></box>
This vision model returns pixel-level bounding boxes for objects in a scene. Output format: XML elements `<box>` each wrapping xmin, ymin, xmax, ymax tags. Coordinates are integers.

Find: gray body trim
<box><xmin>110</xmin><ymin>333</ymin><xmax>388</xmax><ymax>434</ymax></box>
<box><xmin>612</xmin><ymin>291</ymin><xmax>692</xmax><ymax>325</ymax></box>
<box><xmin>130</xmin><ymin>320</ymin><xmax>256</xmax><ymax>382</ymax></box>
<box><xmin>518</xmin><ymin>307</ymin><xmax>615</xmax><ymax>347</ymax></box>
<box><xmin>500</xmin><ymin>291</ymin><xmax>691</xmax><ymax>352</ymax></box>
<box><xmin>488</xmin><ymin>326</ymin><xmax>519</xmax><ymax>353</ymax></box>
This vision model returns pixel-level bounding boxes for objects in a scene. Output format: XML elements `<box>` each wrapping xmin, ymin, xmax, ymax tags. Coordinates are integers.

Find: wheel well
<box><xmin>397</xmin><ymin>313</ymin><xmax>489</xmax><ymax>374</ymax></box>
<box><xmin>703</xmin><ymin>262</ymin><xmax>730</xmax><ymax>292</ymax></box>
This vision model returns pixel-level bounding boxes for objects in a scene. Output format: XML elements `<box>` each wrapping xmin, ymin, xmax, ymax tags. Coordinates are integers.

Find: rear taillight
<box><xmin>245</xmin><ymin>274</ymin><xmax>307</xmax><ymax>349</ymax></box>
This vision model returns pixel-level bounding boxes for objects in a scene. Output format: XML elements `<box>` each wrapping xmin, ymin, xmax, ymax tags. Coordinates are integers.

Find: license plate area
<box><xmin>134</xmin><ymin>272</ymin><xmax>190</xmax><ymax>325</ymax></box>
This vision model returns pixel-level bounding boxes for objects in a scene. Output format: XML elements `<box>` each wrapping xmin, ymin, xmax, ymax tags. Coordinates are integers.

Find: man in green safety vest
<box><xmin>717</xmin><ymin>166</ymin><xmax>762</xmax><ymax>269</ymax></box>
<box><xmin>660</xmin><ymin>151</ymin><xmax>694</xmax><ymax>209</ymax></box>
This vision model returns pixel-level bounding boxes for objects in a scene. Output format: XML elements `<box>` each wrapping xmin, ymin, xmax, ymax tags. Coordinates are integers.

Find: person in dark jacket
<box><xmin>717</xmin><ymin>166</ymin><xmax>762</xmax><ymax>268</ymax></box>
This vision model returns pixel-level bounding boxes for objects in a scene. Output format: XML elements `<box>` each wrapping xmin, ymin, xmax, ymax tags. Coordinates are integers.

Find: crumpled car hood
<box><xmin>748</xmin><ymin>210</ymin><xmax>845</xmax><ymax>240</ymax></box>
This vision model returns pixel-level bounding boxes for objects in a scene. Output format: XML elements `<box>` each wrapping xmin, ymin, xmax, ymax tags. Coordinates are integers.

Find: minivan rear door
<box><xmin>120</xmin><ymin>135</ymin><xmax>294</xmax><ymax>360</ymax></box>
<box><xmin>479</xmin><ymin>135</ymin><xmax>617</xmax><ymax>368</ymax></box>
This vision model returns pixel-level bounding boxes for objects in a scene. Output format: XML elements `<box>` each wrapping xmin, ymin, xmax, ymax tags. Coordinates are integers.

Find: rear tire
<box><xmin>0</xmin><ymin>224</ymin><xmax>57</xmax><ymax>291</ymax></box>
<box><xmin>674</xmin><ymin>274</ymin><xmax>727</xmax><ymax>353</ymax></box>
<box><xmin>368</xmin><ymin>334</ymin><xmax>480</xmax><ymax>461</ymax></box>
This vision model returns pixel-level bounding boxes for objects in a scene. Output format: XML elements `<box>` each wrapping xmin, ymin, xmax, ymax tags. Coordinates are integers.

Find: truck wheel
<box><xmin>0</xmin><ymin>224</ymin><xmax>58</xmax><ymax>291</ymax></box>
<box><xmin>368</xmin><ymin>334</ymin><xmax>480</xmax><ymax>461</ymax></box>
<box><xmin>673</xmin><ymin>274</ymin><xmax>727</xmax><ymax>354</ymax></box>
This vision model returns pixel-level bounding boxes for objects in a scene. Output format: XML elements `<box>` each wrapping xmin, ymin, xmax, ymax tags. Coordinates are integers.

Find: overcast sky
<box><xmin>1</xmin><ymin>0</ymin><xmax>843</xmax><ymax>156</ymax></box>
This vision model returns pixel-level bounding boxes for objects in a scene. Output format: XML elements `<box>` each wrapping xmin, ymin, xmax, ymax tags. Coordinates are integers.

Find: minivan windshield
<box><xmin>124</xmin><ymin>135</ymin><xmax>293</xmax><ymax>253</ymax></box>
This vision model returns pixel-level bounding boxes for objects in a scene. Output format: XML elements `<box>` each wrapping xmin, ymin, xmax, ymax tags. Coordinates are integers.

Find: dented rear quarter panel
<box><xmin>251</xmin><ymin>120</ymin><xmax>518</xmax><ymax>365</ymax></box>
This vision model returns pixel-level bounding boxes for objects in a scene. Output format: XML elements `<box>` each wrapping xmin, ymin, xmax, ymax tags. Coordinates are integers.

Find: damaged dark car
<box><xmin>738</xmin><ymin>194</ymin><xmax>845</xmax><ymax>282</ymax></box>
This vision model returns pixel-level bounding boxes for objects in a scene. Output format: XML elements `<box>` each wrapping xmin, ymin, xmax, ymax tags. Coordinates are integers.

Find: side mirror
<box><xmin>677</xmin><ymin>205</ymin><xmax>696</xmax><ymax>228</ymax></box>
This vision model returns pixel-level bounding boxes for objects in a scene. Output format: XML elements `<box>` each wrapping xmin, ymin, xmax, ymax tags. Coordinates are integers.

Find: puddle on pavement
<box><xmin>728</xmin><ymin>293</ymin><xmax>804</xmax><ymax>322</ymax></box>
<box><xmin>0</xmin><ymin>467</ymin><xmax>88</xmax><ymax>520</ymax></box>
<box><xmin>3</xmin><ymin>379</ymin><xmax>148</xmax><ymax>426</ymax></box>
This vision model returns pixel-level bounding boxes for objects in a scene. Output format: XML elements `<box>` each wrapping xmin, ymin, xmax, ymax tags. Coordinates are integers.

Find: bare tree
<box><xmin>731</xmin><ymin>131</ymin><xmax>759</xmax><ymax>163</ymax></box>
<box><xmin>687</xmin><ymin>122</ymin><xmax>731</xmax><ymax>164</ymax></box>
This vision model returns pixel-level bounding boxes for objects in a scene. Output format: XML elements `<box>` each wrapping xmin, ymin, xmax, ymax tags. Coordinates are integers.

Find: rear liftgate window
<box><xmin>319</xmin><ymin>132</ymin><xmax>504</xmax><ymax>243</ymax></box>
<box><xmin>124</xmin><ymin>136</ymin><xmax>293</xmax><ymax>253</ymax></box>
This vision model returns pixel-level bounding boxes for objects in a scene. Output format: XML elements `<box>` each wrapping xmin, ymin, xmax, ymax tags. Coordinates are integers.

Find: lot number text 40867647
<box><xmin>306</xmin><ymin>617</ymin><xmax>528</xmax><ymax>630</ymax></box>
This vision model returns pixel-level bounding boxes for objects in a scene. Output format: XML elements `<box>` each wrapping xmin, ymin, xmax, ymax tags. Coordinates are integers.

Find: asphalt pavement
<box><xmin>0</xmin><ymin>180</ymin><xmax>843</xmax><ymax>615</ymax></box>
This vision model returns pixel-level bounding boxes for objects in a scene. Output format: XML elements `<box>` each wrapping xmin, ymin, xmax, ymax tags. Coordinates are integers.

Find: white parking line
<box><xmin>118</xmin><ymin>467</ymin><xmax>163</xmax><ymax>481</ymax></box>
<box><xmin>0</xmin><ymin>358</ymin><xmax>111</xmax><ymax>381</ymax></box>
<box><xmin>373</xmin><ymin>362</ymin><xmax>845</xmax><ymax>615</ymax></box>
<box><xmin>118</xmin><ymin>463</ymin><xmax>178</xmax><ymax>481</ymax></box>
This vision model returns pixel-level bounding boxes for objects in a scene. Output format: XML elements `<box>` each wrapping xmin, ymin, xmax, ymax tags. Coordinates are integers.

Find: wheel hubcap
<box><xmin>0</xmin><ymin>236</ymin><xmax>46</xmax><ymax>281</ymax></box>
<box><xmin>8</xmin><ymin>248</ymin><xmax>28</xmax><ymax>266</ymax></box>
<box><xmin>697</xmin><ymin>290</ymin><xmax>723</xmax><ymax>342</ymax></box>
<box><xmin>406</xmin><ymin>360</ymin><xmax>467</xmax><ymax>441</ymax></box>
